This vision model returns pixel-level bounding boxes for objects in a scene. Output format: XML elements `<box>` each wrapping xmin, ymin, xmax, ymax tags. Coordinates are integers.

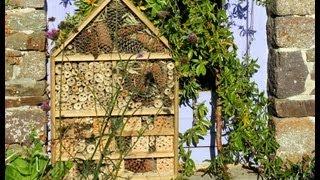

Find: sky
<box><xmin>47</xmin><ymin>0</ymin><xmax>268</xmax><ymax>164</ymax></box>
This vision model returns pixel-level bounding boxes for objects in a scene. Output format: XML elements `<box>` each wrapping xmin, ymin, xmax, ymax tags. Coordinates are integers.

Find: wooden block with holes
<box><xmin>50</xmin><ymin>0</ymin><xmax>179</xmax><ymax>178</ymax></box>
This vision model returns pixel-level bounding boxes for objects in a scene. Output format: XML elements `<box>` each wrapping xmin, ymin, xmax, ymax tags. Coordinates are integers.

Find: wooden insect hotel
<box><xmin>50</xmin><ymin>0</ymin><xmax>178</xmax><ymax>178</ymax></box>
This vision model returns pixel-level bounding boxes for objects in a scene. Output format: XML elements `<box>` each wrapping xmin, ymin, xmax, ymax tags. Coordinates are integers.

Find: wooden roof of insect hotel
<box><xmin>51</xmin><ymin>0</ymin><xmax>172</xmax><ymax>61</ymax></box>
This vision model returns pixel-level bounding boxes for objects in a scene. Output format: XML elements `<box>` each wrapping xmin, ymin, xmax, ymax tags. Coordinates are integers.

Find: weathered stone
<box><xmin>268</xmin><ymin>49</ymin><xmax>308</xmax><ymax>98</ymax></box>
<box><xmin>311</xmin><ymin>89</ymin><xmax>315</xmax><ymax>95</ymax></box>
<box><xmin>5</xmin><ymin>79</ymin><xmax>46</xmax><ymax>96</ymax></box>
<box><xmin>14</xmin><ymin>51</ymin><xmax>46</xmax><ymax>80</ymax></box>
<box><xmin>310</xmin><ymin>64</ymin><xmax>314</xmax><ymax>80</ymax></box>
<box><xmin>5</xmin><ymin>49</ymin><xmax>23</xmax><ymax>65</ymax></box>
<box><xmin>267</xmin><ymin>17</ymin><xmax>314</xmax><ymax>48</ymax></box>
<box><xmin>5</xmin><ymin>32</ymin><xmax>29</xmax><ymax>50</ymax></box>
<box><xmin>306</xmin><ymin>48</ymin><xmax>315</xmax><ymax>62</ymax></box>
<box><xmin>272</xmin><ymin>117</ymin><xmax>315</xmax><ymax>163</ymax></box>
<box><xmin>6</xmin><ymin>9</ymin><xmax>46</xmax><ymax>32</ymax></box>
<box><xmin>5</xmin><ymin>106</ymin><xmax>47</xmax><ymax>144</ymax></box>
<box><xmin>26</xmin><ymin>31</ymin><xmax>46</xmax><ymax>51</ymax></box>
<box><xmin>268</xmin><ymin>0</ymin><xmax>314</xmax><ymax>16</ymax></box>
<box><xmin>7</xmin><ymin>0</ymin><xmax>44</xmax><ymax>8</ymax></box>
<box><xmin>5</xmin><ymin>61</ymin><xmax>13</xmax><ymax>81</ymax></box>
<box><xmin>6</xmin><ymin>31</ymin><xmax>46</xmax><ymax>51</ymax></box>
<box><xmin>271</xmin><ymin>99</ymin><xmax>315</xmax><ymax>117</ymax></box>
<box><xmin>5</xmin><ymin>96</ymin><xmax>48</xmax><ymax>108</ymax></box>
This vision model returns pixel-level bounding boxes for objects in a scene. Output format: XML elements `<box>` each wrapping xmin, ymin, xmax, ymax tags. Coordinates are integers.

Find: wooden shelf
<box><xmin>116</xmin><ymin>174</ymin><xmax>175</xmax><ymax>180</ymax></box>
<box><xmin>54</xmin><ymin>53</ymin><xmax>172</xmax><ymax>62</ymax></box>
<box><xmin>53</xmin><ymin>152</ymin><xmax>174</xmax><ymax>161</ymax></box>
<box><xmin>54</xmin><ymin>107</ymin><xmax>174</xmax><ymax>118</ymax></box>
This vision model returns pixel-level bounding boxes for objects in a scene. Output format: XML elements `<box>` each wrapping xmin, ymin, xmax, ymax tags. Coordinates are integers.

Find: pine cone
<box><xmin>117</xmin><ymin>37</ymin><xmax>143</xmax><ymax>53</ymax></box>
<box><xmin>93</xmin><ymin>21</ymin><xmax>113</xmax><ymax>53</ymax></box>
<box><xmin>117</xmin><ymin>24</ymin><xmax>145</xmax><ymax>37</ymax></box>
<box><xmin>135</xmin><ymin>33</ymin><xmax>166</xmax><ymax>52</ymax></box>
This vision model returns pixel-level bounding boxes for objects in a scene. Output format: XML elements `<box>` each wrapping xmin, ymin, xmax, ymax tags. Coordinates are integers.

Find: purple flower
<box><xmin>40</xmin><ymin>100</ymin><xmax>51</xmax><ymax>112</ymax></box>
<box><xmin>46</xmin><ymin>29</ymin><xmax>60</xmax><ymax>40</ymax></box>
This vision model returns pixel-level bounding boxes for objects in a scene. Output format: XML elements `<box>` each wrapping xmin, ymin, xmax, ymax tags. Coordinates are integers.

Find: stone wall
<box><xmin>5</xmin><ymin>0</ymin><xmax>47</xmax><ymax>144</ymax></box>
<box><xmin>267</xmin><ymin>0</ymin><xmax>315</xmax><ymax>162</ymax></box>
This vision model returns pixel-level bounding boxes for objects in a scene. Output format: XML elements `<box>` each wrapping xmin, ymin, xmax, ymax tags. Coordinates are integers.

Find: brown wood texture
<box><xmin>54</xmin><ymin>53</ymin><xmax>172</xmax><ymax>62</ymax></box>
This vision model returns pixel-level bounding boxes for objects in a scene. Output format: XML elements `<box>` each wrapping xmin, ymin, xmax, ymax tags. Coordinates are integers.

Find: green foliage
<box><xmin>5</xmin><ymin>131</ymin><xmax>73</xmax><ymax>180</ymax></box>
<box><xmin>134</xmin><ymin>0</ymin><xmax>315</xmax><ymax>179</ymax></box>
<box><xmin>5</xmin><ymin>133</ymin><xmax>49</xmax><ymax>180</ymax></box>
<box><xmin>178</xmin><ymin>103</ymin><xmax>211</xmax><ymax>176</ymax></box>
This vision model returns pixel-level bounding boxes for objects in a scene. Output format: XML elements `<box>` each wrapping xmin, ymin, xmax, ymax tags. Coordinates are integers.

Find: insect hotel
<box><xmin>50</xmin><ymin>0</ymin><xmax>178</xmax><ymax>178</ymax></box>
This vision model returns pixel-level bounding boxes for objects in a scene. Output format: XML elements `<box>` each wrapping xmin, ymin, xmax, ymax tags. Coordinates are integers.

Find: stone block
<box><xmin>5</xmin><ymin>96</ymin><xmax>48</xmax><ymax>108</ymax></box>
<box><xmin>267</xmin><ymin>17</ymin><xmax>314</xmax><ymax>48</ymax></box>
<box><xmin>268</xmin><ymin>49</ymin><xmax>308</xmax><ymax>98</ymax></box>
<box><xmin>272</xmin><ymin>117</ymin><xmax>315</xmax><ymax>163</ymax></box>
<box><xmin>5</xmin><ymin>9</ymin><xmax>46</xmax><ymax>32</ymax></box>
<box><xmin>26</xmin><ymin>31</ymin><xmax>46</xmax><ymax>51</ymax></box>
<box><xmin>6</xmin><ymin>31</ymin><xmax>46</xmax><ymax>51</ymax></box>
<box><xmin>5</xmin><ymin>61</ymin><xmax>13</xmax><ymax>81</ymax></box>
<box><xmin>5</xmin><ymin>106</ymin><xmax>47</xmax><ymax>144</ymax></box>
<box><xmin>7</xmin><ymin>0</ymin><xmax>45</xmax><ymax>8</ymax></box>
<box><xmin>306</xmin><ymin>48</ymin><xmax>315</xmax><ymax>62</ymax></box>
<box><xmin>14</xmin><ymin>51</ymin><xmax>46</xmax><ymax>80</ymax></box>
<box><xmin>310</xmin><ymin>64</ymin><xmax>314</xmax><ymax>80</ymax></box>
<box><xmin>5</xmin><ymin>79</ymin><xmax>46</xmax><ymax>96</ymax></box>
<box><xmin>270</xmin><ymin>99</ymin><xmax>315</xmax><ymax>117</ymax></box>
<box><xmin>5</xmin><ymin>49</ymin><xmax>23</xmax><ymax>65</ymax></box>
<box><xmin>268</xmin><ymin>0</ymin><xmax>314</xmax><ymax>16</ymax></box>
<box><xmin>311</xmin><ymin>89</ymin><xmax>315</xmax><ymax>95</ymax></box>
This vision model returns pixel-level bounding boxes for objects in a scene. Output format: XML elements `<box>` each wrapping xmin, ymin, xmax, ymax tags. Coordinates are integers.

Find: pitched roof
<box><xmin>51</xmin><ymin>0</ymin><xmax>170</xmax><ymax>57</ymax></box>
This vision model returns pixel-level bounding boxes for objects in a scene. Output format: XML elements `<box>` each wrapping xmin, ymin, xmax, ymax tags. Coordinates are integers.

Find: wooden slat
<box><xmin>54</xmin><ymin>152</ymin><xmax>174</xmax><ymax>161</ymax></box>
<box><xmin>174</xmin><ymin>77</ymin><xmax>179</xmax><ymax>176</ymax></box>
<box><xmin>116</xmin><ymin>174</ymin><xmax>175</xmax><ymax>180</ymax></box>
<box><xmin>50</xmin><ymin>56</ymin><xmax>57</xmax><ymax>163</ymax></box>
<box><xmin>51</xmin><ymin>0</ymin><xmax>112</xmax><ymax>57</ymax></box>
<box><xmin>121</xmin><ymin>0</ymin><xmax>170</xmax><ymax>49</ymax></box>
<box><xmin>52</xmin><ymin>130</ymin><xmax>174</xmax><ymax>140</ymax></box>
<box><xmin>54</xmin><ymin>108</ymin><xmax>174</xmax><ymax>117</ymax></box>
<box><xmin>54</xmin><ymin>52</ymin><xmax>172</xmax><ymax>62</ymax></box>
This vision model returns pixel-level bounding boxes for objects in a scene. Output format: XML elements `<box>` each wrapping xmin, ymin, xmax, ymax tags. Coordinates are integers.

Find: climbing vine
<box><xmin>48</xmin><ymin>0</ymin><xmax>315</xmax><ymax>179</ymax></box>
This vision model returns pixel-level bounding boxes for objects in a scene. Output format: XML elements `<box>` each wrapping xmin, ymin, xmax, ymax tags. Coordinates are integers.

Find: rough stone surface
<box><xmin>7</xmin><ymin>0</ymin><xmax>44</xmax><ymax>8</ymax></box>
<box><xmin>310</xmin><ymin>64</ymin><xmax>314</xmax><ymax>80</ymax></box>
<box><xmin>271</xmin><ymin>99</ymin><xmax>315</xmax><ymax>117</ymax></box>
<box><xmin>267</xmin><ymin>17</ymin><xmax>314</xmax><ymax>48</ymax></box>
<box><xmin>5</xmin><ymin>31</ymin><xmax>46</xmax><ymax>51</ymax></box>
<box><xmin>5</xmin><ymin>32</ymin><xmax>29</xmax><ymax>50</ymax></box>
<box><xmin>5</xmin><ymin>96</ymin><xmax>48</xmax><ymax>108</ymax></box>
<box><xmin>268</xmin><ymin>50</ymin><xmax>308</xmax><ymax>98</ymax></box>
<box><xmin>306</xmin><ymin>48</ymin><xmax>315</xmax><ymax>62</ymax></box>
<box><xmin>311</xmin><ymin>89</ymin><xmax>315</xmax><ymax>95</ymax></box>
<box><xmin>5</xmin><ymin>106</ymin><xmax>47</xmax><ymax>144</ymax></box>
<box><xmin>14</xmin><ymin>51</ymin><xmax>46</xmax><ymax>80</ymax></box>
<box><xmin>5</xmin><ymin>79</ymin><xmax>46</xmax><ymax>96</ymax></box>
<box><xmin>6</xmin><ymin>9</ymin><xmax>46</xmax><ymax>32</ymax></box>
<box><xmin>5</xmin><ymin>61</ymin><xmax>13</xmax><ymax>81</ymax></box>
<box><xmin>272</xmin><ymin>117</ymin><xmax>315</xmax><ymax>163</ymax></box>
<box><xmin>5</xmin><ymin>49</ymin><xmax>23</xmax><ymax>65</ymax></box>
<box><xmin>26</xmin><ymin>31</ymin><xmax>46</xmax><ymax>51</ymax></box>
<box><xmin>268</xmin><ymin>0</ymin><xmax>314</xmax><ymax>16</ymax></box>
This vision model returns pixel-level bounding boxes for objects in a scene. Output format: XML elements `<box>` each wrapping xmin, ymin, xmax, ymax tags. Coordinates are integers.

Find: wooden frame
<box><xmin>50</xmin><ymin>0</ymin><xmax>178</xmax><ymax>178</ymax></box>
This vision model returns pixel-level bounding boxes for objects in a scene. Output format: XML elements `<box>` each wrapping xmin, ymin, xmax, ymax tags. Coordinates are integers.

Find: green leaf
<box><xmin>7</xmin><ymin>157</ymin><xmax>31</xmax><ymax>176</ymax></box>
